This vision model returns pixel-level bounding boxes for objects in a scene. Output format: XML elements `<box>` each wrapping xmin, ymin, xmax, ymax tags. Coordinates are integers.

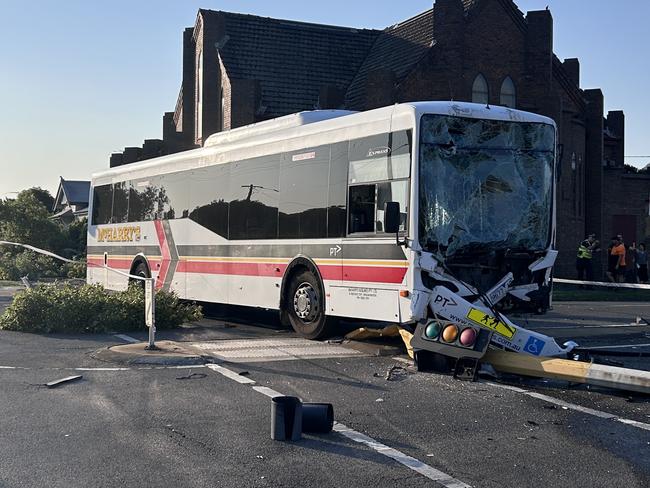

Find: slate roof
<box><xmin>344</xmin><ymin>9</ymin><xmax>434</xmax><ymax>110</ymax></box>
<box><xmin>53</xmin><ymin>178</ymin><xmax>90</xmax><ymax>212</ymax></box>
<box><xmin>61</xmin><ymin>180</ymin><xmax>90</xmax><ymax>205</ymax></box>
<box><xmin>202</xmin><ymin>10</ymin><xmax>379</xmax><ymax>118</ymax></box>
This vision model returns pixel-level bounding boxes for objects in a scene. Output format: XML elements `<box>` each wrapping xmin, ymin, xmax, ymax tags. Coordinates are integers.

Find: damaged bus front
<box><xmin>405</xmin><ymin>105</ymin><xmax>572</xmax><ymax>358</ymax></box>
<box><xmin>419</xmin><ymin>112</ymin><xmax>556</xmax><ymax>313</ymax></box>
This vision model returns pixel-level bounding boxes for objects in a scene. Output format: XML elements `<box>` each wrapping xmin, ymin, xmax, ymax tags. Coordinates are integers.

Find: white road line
<box><xmin>0</xmin><ymin>366</ymin><xmax>17</xmax><ymax>369</ymax></box>
<box><xmin>334</xmin><ymin>423</ymin><xmax>471</xmax><ymax>488</ymax></box>
<box><xmin>114</xmin><ymin>334</ymin><xmax>139</xmax><ymax>343</ymax></box>
<box><xmin>587</xmin><ymin>343</ymin><xmax>650</xmax><ymax>349</ymax></box>
<box><xmin>251</xmin><ymin>386</ymin><xmax>284</xmax><ymax>398</ymax></box>
<box><xmin>75</xmin><ymin>367</ymin><xmax>131</xmax><ymax>371</ymax></box>
<box><xmin>489</xmin><ymin>382</ymin><xmax>650</xmax><ymax>431</ymax></box>
<box><xmin>206</xmin><ymin>364</ymin><xmax>256</xmax><ymax>384</ymax></box>
<box><xmin>206</xmin><ymin>362</ymin><xmax>471</xmax><ymax>487</ymax></box>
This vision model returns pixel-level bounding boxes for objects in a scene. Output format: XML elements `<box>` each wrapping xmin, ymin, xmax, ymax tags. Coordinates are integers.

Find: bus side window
<box><xmin>376</xmin><ymin>180</ymin><xmax>408</xmax><ymax>233</ymax></box>
<box><xmin>92</xmin><ymin>184</ymin><xmax>113</xmax><ymax>225</ymax></box>
<box><xmin>348</xmin><ymin>185</ymin><xmax>375</xmax><ymax>234</ymax></box>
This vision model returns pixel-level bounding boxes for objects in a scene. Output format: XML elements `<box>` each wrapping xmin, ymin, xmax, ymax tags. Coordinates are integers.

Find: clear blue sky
<box><xmin>1</xmin><ymin>0</ymin><xmax>648</xmax><ymax>198</ymax></box>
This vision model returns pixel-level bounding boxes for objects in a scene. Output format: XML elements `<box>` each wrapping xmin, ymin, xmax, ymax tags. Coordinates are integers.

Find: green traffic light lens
<box><xmin>424</xmin><ymin>322</ymin><xmax>441</xmax><ymax>339</ymax></box>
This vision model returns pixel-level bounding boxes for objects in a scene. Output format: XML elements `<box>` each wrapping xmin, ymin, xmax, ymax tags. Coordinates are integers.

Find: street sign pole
<box><xmin>144</xmin><ymin>278</ymin><xmax>157</xmax><ymax>350</ymax></box>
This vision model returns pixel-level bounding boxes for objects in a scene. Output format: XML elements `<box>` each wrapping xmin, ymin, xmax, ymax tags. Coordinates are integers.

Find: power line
<box><xmin>624</xmin><ymin>156</ymin><xmax>650</xmax><ymax>158</ymax></box>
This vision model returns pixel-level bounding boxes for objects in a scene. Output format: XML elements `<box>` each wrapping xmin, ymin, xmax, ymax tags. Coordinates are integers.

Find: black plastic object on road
<box><xmin>302</xmin><ymin>403</ymin><xmax>334</xmax><ymax>433</ymax></box>
<box><xmin>271</xmin><ymin>396</ymin><xmax>302</xmax><ymax>441</ymax></box>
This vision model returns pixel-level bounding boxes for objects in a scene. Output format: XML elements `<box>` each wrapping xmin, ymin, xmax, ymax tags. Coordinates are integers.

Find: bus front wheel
<box><xmin>286</xmin><ymin>270</ymin><xmax>334</xmax><ymax>340</ymax></box>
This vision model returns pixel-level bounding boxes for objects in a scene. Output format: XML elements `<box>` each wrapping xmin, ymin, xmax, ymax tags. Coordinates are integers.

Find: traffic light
<box><xmin>411</xmin><ymin>318</ymin><xmax>493</xmax><ymax>361</ymax></box>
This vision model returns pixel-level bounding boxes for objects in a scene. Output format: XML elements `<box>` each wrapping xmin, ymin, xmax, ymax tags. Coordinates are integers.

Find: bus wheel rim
<box><xmin>294</xmin><ymin>283</ymin><xmax>318</xmax><ymax>322</ymax></box>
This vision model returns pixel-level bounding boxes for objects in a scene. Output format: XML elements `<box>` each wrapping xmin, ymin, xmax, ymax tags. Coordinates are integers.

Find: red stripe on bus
<box><xmin>176</xmin><ymin>261</ymin><xmax>406</xmax><ymax>284</ymax></box>
<box><xmin>177</xmin><ymin>261</ymin><xmax>288</xmax><ymax>277</ymax></box>
<box><xmin>153</xmin><ymin>220</ymin><xmax>170</xmax><ymax>289</ymax></box>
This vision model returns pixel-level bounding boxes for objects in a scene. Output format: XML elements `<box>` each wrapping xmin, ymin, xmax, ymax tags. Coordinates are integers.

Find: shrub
<box><xmin>61</xmin><ymin>259</ymin><xmax>86</xmax><ymax>279</ymax></box>
<box><xmin>0</xmin><ymin>284</ymin><xmax>203</xmax><ymax>333</ymax></box>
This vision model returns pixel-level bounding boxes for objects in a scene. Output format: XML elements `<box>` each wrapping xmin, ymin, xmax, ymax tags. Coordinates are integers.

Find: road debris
<box><xmin>385</xmin><ymin>365</ymin><xmax>408</xmax><ymax>381</ymax></box>
<box><xmin>175</xmin><ymin>372</ymin><xmax>207</xmax><ymax>380</ymax></box>
<box><xmin>46</xmin><ymin>375</ymin><xmax>82</xmax><ymax>388</ymax></box>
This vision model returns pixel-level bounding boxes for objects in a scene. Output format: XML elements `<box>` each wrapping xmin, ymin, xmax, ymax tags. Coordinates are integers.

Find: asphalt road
<box><xmin>0</xmin><ymin>291</ymin><xmax>649</xmax><ymax>487</ymax></box>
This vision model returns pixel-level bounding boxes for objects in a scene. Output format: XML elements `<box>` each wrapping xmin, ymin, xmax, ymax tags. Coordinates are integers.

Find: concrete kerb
<box><xmin>93</xmin><ymin>340</ymin><xmax>208</xmax><ymax>366</ymax></box>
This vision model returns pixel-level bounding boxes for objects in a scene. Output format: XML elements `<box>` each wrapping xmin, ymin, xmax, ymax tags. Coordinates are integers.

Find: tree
<box><xmin>0</xmin><ymin>192</ymin><xmax>61</xmax><ymax>252</ymax></box>
<box><xmin>17</xmin><ymin>187</ymin><xmax>55</xmax><ymax>212</ymax></box>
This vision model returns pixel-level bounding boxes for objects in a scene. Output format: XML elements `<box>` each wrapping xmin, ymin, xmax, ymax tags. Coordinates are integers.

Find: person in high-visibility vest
<box><xmin>576</xmin><ymin>233</ymin><xmax>599</xmax><ymax>281</ymax></box>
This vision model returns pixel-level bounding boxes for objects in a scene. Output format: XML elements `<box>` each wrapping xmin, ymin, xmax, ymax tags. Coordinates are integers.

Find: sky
<box><xmin>1</xmin><ymin>0</ymin><xmax>648</xmax><ymax>198</ymax></box>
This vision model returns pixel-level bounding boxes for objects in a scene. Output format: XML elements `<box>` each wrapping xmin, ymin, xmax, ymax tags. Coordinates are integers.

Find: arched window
<box><xmin>500</xmin><ymin>77</ymin><xmax>516</xmax><ymax>108</ymax></box>
<box><xmin>472</xmin><ymin>74</ymin><xmax>489</xmax><ymax>104</ymax></box>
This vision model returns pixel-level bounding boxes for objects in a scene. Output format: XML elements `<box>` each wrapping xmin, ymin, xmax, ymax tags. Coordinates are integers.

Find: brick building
<box><xmin>109</xmin><ymin>0</ymin><xmax>649</xmax><ymax>278</ymax></box>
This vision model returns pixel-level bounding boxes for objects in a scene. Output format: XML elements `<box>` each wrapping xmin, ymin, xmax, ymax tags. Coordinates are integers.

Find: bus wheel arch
<box><xmin>129</xmin><ymin>255</ymin><xmax>151</xmax><ymax>287</ymax></box>
<box><xmin>280</xmin><ymin>256</ymin><xmax>334</xmax><ymax>339</ymax></box>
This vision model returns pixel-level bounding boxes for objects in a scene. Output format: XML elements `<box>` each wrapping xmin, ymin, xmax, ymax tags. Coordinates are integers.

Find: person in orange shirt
<box><xmin>610</xmin><ymin>237</ymin><xmax>626</xmax><ymax>283</ymax></box>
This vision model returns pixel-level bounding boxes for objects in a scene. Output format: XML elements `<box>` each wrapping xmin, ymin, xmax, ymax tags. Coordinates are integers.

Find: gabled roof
<box><xmin>201</xmin><ymin>10</ymin><xmax>379</xmax><ymax>118</ymax></box>
<box><xmin>53</xmin><ymin>178</ymin><xmax>90</xmax><ymax>212</ymax></box>
<box><xmin>345</xmin><ymin>9</ymin><xmax>434</xmax><ymax>110</ymax></box>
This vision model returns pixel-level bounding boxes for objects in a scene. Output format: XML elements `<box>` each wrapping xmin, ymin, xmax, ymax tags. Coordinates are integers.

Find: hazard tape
<box><xmin>0</xmin><ymin>241</ymin><xmax>147</xmax><ymax>281</ymax></box>
<box><xmin>554</xmin><ymin>278</ymin><xmax>650</xmax><ymax>290</ymax></box>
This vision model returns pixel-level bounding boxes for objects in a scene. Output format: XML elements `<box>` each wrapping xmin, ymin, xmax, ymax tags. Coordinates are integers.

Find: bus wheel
<box><xmin>130</xmin><ymin>262</ymin><xmax>150</xmax><ymax>288</ymax></box>
<box><xmin>287</xmin><ymin>270</ymin><xmax>333</xmax><ymax>340</ymax></box>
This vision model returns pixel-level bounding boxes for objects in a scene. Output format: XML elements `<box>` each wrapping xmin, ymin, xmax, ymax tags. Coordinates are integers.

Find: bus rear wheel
<box><xmin>286</xmin><ymin>270</ymin><xmax>334</xmax><ymax>340</ymax></box>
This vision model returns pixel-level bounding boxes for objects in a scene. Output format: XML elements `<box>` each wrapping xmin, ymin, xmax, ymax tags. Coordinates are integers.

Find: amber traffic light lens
<box><xmin>441</xmin><ymin>324</ymin><xmax>459</xmax><ymax>343</ymax></box>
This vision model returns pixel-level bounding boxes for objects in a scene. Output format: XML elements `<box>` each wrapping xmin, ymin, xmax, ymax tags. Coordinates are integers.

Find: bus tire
<box><xmin>130</xmin><ymin>261</ymin><xmax>150</xmax><ymax>288</ymax></box>
<box><xmin>286</xmin><ymin>270</ymin><xmax>334</xmax><ymax>339</ymax></box>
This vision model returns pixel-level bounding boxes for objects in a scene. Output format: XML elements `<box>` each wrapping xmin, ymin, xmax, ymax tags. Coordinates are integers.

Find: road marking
<box><xmin>252</xmin><ymin>386</ymin><xmax>284</xmax><ymax>398</ymax></box>
<box><xmin>534</xmin><ymin>324</ymin><xmax>645</xmax><ymax>330</ymax></box>
<box><xmin>489</xmin><ymin>382</ymin><xmax>650</xmax><ymax>431</ymax></box>
<box><xmin>75</xmin><ymin>367</ymin><xmax>131</xmax><ymax>371</ymax></box>
<box><xmin>205</xmin><ymin>361</ymin><xmax>471</xmax><ymax>487</ymax></box>
<box><xmin>334</xmin><ymin>423</ymin><xmax>471</xmax><ymax>488</ymax></box>
<box><xmin>190</xmin><ymin>338</ymin><xmax>364</xmax><ymax>363</ymax></box>
<box><xmin>0</xmin><ymin>364</ymin><xmax>207</xmax><ymax>371</ymax></box>
<box><xmin>587</xmin><ymin>343</ymin><xmax>650</xmax><ymax>349</ymax></box>
<box><xmin>114</xmin><ymin>334</ymin><xmax>139</xmax><ymax>343</ymax></box>
<box><xmin>206</xmin><ymin>364</ymin><xmax>256</xmax><ymax>384</ymax></box>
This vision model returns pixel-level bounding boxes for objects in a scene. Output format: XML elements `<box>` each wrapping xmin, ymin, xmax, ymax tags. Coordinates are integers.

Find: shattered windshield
<box><xmin>419</xmin><ymin>114</ymin><xmax>555</xmax><ymax>258</ymax></box>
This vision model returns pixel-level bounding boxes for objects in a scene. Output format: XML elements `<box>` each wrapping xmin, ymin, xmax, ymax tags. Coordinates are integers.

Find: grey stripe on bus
<box><xmin>87</xmin><ymin>246</ymin><xmax>161</xmax><ymax>256</ymax></box>
<box><xmin>162</xmin><ymin>220</ymin><xmax>180</xmax><ymax>292</ymax></box>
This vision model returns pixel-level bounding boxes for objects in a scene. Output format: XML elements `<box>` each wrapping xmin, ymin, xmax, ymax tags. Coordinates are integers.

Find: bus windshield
<box><xmin>419</xmin><ymin>114</ymin><xmax>555</xmax><ymax>258</ymax></box>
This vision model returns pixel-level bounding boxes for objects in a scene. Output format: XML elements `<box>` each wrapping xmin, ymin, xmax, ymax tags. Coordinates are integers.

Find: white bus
<box><xmin>88</xmin><ymin>101</ymin><xmax>565</xmax><ymax>354</ymax></box>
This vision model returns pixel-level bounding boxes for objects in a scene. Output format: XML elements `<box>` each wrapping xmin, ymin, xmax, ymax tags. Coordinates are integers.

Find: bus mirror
<box><xmin>384</xmin><ymin>202</ymin><xmax>400</xmax><ymax>234</ymax></box>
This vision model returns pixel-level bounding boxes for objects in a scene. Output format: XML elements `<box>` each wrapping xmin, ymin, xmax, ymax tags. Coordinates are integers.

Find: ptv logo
<box><xmin>433</xmin><ymin>295</ymin><xmax>457</xmax><ymax>308</ymax></box>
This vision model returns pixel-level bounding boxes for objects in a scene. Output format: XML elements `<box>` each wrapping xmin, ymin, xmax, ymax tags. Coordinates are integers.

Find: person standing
<box><xmin>610</xmin><ymin>236</ymin><xmax>627</xmax><ymax>283</ymax></box>
<box><xmin>627</xmin><ymin>241</ymin><xmax>638</xmax><ymax>283</ymax></box>
<box><xmin>636</xmin><ymin>243</ymin><xmax>648</xmax><ymax>283</ymax></box>
<box><xmin>576</xmin><ymin>234</ymin><xmax>598</xmax><ymax>281</ymax></box>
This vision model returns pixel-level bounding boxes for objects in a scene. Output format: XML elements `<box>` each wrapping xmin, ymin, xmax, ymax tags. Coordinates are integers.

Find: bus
<box><xmin>88</xmin><ymin>101</ymin><xmax>559</xmax><ymax>351</ymax></box>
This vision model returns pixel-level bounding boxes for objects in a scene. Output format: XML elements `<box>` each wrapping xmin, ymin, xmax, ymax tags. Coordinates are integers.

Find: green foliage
<box><xmin>17</xmin><ymin>187</ymin><xmax>55</xmax><ymax>212</ymax></box>
<box><xmin>0</xmin><ymin>190</ymin><xmax>61</xmax><ymax>251</ymax></box>
<box><xmin>0</xmin><ymin>284</ymin><xmax>203</xmax><ymax>333</ymax></box>
<box><xmin>61</xmin><ymin>259</ymin><xmax>87</xmax><ymax>279</ymax></box>
<box><xmin>0</xmin><ymin>187</ymin><xmax>88</xmax><ymax>280</ymax></box>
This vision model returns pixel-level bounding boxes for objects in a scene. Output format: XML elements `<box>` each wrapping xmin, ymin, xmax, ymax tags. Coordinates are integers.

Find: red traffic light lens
<box><xmin>441</xmin><ymin>324</ymin><xmax>459</xmax><ymax>343</ymax></box>
<box><xmin>459</xmin><ymin>328</ymin><xmax>477</xmax><ymax>347</ymax></box>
